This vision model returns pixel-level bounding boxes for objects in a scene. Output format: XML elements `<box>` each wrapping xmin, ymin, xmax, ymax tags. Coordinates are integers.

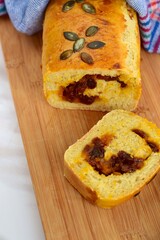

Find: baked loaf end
<box><xmin>64</xmin><ymin>110</ymin><xmax>160</xmax><ymax>208</ymax></box>
<box><xmin>42</xmin><ymin>0</ymin><xmax>141</xmax><ymax>111</ymax></box>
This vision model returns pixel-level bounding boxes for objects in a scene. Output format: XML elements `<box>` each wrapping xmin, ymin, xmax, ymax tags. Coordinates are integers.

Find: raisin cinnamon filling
<box><xmin>132</xmin><ymin>129</ymin><xmax>159</xmax><ymax>152</ymax></box>
<box><xmin>62</xmin><ymin>74</ymin><xmax>127</xmax><ymax>104</ymax></box>
<box><xmin>63</xmin><ymin>76</ymin><xmax>97</xmax><ymax>105</ymax></box>
<box><xmin>96</xmin><ymin>75</ymin><xmax>127</xmax><ymax>88</ymax></box>
<box><xmin>83</xmin><ymin>137</ymin><xmax>144</xmax><ymax>176</ymax></box>
<box><xmin>146</xmin><ymin>141</ymin><xmax>159</xmax><ymax>152</ymax></box>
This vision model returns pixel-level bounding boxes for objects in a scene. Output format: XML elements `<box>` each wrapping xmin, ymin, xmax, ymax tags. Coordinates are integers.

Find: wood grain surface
<box><xmin>0</xmin><ymin>16</ymin><xmax>160</xmax><ymax>240</ymax></box>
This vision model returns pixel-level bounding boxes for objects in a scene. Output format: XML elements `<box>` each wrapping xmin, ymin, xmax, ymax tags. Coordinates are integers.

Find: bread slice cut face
<box><xmin>64</xmin><ymin>110</ymin><xmax>160</xmax><ymax>208</ymax></box>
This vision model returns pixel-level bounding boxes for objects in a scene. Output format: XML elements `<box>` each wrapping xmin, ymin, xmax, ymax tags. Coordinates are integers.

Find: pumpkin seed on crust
<box><xmin>63</xmin><ymin>31</ymin><xmax>79</xmax><ymax>41</ymax></box>
<box><xmin>85</xmin><ymin>26</ymin><xmax>99</xmax><ymax>37</ymax></box>
<box><xmin>80</xmin><ymin>52</ymin><xmax>94</xmax><ymax>65</ymax></box>
<box><xmin>87</xmin><ymin>41</ymin><xmax>105</xmax><ymax>49</ymax></box>
<box><xmin>62</xmin><ymin>1</ymin><xmax>75</xmax><ymax>12</ymax></box>
<box><xmin>73</xmin><ymin>38</ymin><xmax>85</xmax><ymax>52</ymax></box>
<box><xmin>82</xmin><ymin>3</ymin><xmax>96</xmax><ymax>14</ymax></box>
<box><xmin>60</xmin><ymin>49</ymin><xmax>73</xmax><ymax>60</ymax></box>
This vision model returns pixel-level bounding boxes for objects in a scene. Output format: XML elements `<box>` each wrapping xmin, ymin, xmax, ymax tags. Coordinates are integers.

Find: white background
<box><xmin>0</xmin><ymin>44</ymin><xmax>45</xmax><ymax>240</ymax></box>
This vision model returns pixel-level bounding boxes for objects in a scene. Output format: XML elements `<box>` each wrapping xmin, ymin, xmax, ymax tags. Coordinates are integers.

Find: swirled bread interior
<box><xmin>64</xmin><ymin>110</ymin><xmax>160</xmax><ymax>208</ymax></box>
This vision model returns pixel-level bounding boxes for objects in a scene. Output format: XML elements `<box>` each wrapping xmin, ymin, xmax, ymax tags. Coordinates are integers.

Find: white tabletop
<box><xmin>0</xmin><ymin>45</ymin><xmax>45</xmax><ymax>240</ymax></box>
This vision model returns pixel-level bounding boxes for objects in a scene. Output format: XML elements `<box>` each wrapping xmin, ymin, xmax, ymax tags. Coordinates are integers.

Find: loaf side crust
<box><xmin>42</xmin><ymin>0</ymin><xmax>141</xmax><ymax>111</ymax></box>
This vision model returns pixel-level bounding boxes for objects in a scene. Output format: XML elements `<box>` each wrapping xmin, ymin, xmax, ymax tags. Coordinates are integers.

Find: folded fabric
<box><xmin>126</xmin><ymin>0</ymin><xmax>160</xmax><ymax>53</ymax></box>
<box><xmin>1</xmin><ymin>0</ymin><xmax>50</xmax><ymax>35</ymax></box>
<box><xmin>0</xmin><ymin>0</ymin><xmax>6</xmax><ymax>15</ymax></box>
<box><xmin>0</xmin><ymin>0</ymin><xmax>160</xmax><ymax>53</ymax></box>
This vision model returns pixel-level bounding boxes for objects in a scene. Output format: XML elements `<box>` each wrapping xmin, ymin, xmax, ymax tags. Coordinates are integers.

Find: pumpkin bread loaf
<box><xmin>64</xmin><ymin>110</ymin><xmax>160</xmax><ymax>208</ymax></box>
<box><xmin>42</xmin><ymin>0</ymin><xmax>141</xmax><ymax>111</ymax></box>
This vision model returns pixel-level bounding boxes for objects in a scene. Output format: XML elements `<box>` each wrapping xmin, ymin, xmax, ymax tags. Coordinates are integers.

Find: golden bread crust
<box><xmin>42</xmin><ymin>0</ymin><xmax>141</xmax><ymax>111</ymax></box>
<box><xmin>44</xmin><ymin>1</ymin><xmax>129</xmax><ymax>71</ymax></box>
<box><xmin>64</xmin><ymin>161</ymin><xmax>98</xmax><ymax>204</ymax></box>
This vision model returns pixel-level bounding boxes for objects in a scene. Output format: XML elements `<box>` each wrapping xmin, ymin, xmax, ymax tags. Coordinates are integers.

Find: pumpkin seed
<box><xmin>63</xmin><ymin>31</ymin><xmax>79</xmax><ymax>41</ymax></box>
<box><xmin>60</xmin><ymin>49</ymin><xmax>73</xmax><ymax>60</ymax></box>
<box><xmin>80</xmin><ymin>52</ymin><xmax>94</xmax><ymax>65</ymax></box>
<box><xmin>73</xmin><ymin>38</ymin><xmax>85</xmax><ymax>52</ymax></box>
<box><xmin>76</xmin><ymin>0</ymin><xmax>84</xmax><ymax>2</ymax></box>
<box><xmin>82</xmin><ymin>3</ymin><xmax>96</xmax><ymax>14</ymax></box>
<box><xmin>87</xmin><ymin>41</ymin><xmax>105</xmax><ymax>49</ymax></box>
<box><xmin>62</xmin><ymin>1</ymin><xmax>75</xmax><ymax>12</ymax></box>
<box><xmin>85</xmin><ymin>26</ymin><xmax>99</xmax><ymax>37</ymax></box>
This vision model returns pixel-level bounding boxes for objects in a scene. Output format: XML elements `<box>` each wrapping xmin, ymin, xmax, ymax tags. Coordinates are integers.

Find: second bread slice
<box><xmin>64</xmin><ymin>110</ymin><xmax>160</xmax><ymax>208</ymax></box>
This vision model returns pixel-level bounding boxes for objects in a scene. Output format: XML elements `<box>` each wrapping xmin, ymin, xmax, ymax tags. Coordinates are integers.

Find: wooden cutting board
<box><xmin>0</xmin><ymin>16</ymin><xmax>160</xmax><ymax>240</ymax></box>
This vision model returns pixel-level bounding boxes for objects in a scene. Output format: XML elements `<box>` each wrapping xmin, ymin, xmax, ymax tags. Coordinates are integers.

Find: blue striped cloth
<box><xmin>126</xmin><ymin>0</ymin><xmax>160</xmax><ymax>53</ymax></box>
<box><xmin>0</xmin><ymin>0</ymin><xmax>160</xmax><ymax>53</ymax></box>
<box><xmin>0</xmin><ymin>0</ymin><xmax>6</xmax><ymax>15</ymax></box>
<box><xmin>1</xmin><ymin>0</ymin><xmax>49</xmax><ymax>35</ymax></box>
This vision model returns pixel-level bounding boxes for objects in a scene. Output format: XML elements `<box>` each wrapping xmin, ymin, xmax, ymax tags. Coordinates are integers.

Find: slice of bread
<box><xmin>42</xmin><ymin>0</ymin><xmax>141</xmax><ymax>111</ymax></box>
<box><xmin>64</xmin><ymin>110</ymin><xmax>160</xmax><ymax>208</ymax></box>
